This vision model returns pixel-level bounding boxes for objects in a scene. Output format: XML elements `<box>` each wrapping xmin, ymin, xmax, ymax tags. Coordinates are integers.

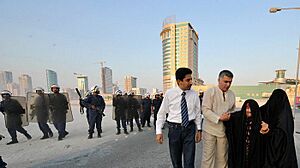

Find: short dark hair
<box><xmin>176</xmin><ymin>68</ymin><xmax>192</xmax><ymax>81</ymax></box>
<box><xmin>218</xmin><ymin>70</ymin><xmax>233</xmax><ymax>79</ymax></box>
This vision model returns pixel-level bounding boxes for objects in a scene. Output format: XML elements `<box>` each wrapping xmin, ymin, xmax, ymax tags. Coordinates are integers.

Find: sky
<box><xmin>0</xmin><ymin>0</ymin><xmax>300</xmax><ymax>91</ymax></box>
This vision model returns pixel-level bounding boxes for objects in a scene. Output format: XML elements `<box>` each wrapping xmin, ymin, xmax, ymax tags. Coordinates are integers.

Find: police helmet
<box><xmin>115</xmin><ymin>90</ymin><xmax>122</xmax><ymax>95</ymax></box>
<box><xmin>50</xmin><ymin>84</ymin><xmax>60</xmax><ymax>89</ymax></box>
<box><xmin>35</xmin><ymin>87</ymin><xmax>44</xmax><ymax>92</ymax></box>
<box><xmin>91</xmin><ymin>85</ymin><xmax>100</xmax><ymax>93</ymax></box>
<box><xmin>1</xmin><ymin>90</ymin><xmax>12</xmax><ymax>96</ymax></box>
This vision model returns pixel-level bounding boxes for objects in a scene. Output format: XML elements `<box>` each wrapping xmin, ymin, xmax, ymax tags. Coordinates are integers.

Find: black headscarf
<box><xmin>225</xmin><ymin>99</ymin><xmax>263</xmax><ymax>168</ymax></box>
<box><xmin>260</xmin><ymin>89</ymin><xmax>298</xmax><ymax>168</ymax></box>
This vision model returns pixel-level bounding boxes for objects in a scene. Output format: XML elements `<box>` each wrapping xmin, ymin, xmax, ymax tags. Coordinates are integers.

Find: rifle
<box><xmin>75</xmin><ymin>88</ymin><xmax>84</xmax><ymax>114</ymax></box>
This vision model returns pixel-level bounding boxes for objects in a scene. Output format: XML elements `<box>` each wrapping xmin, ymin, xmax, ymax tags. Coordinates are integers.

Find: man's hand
<box><xmin>219</xmin><ymin>112</ymin><xmax>231</xmax><ymax>121</ymax></box>
<box><xmin>156</xmin><ymin>134</ymin><xmax>163</xmax><ymax>144</ymax></box>
<box><xmin>195</xmin><ymin>131</ymin><xmax>202</xmax><ymax>143</ymax></box>
<box><xmin>260</xmin><ymin>121</ymin><xmax>269</xmax><ymax>134</ymax></box>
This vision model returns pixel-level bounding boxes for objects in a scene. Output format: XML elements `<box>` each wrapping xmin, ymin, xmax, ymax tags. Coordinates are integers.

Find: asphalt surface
<box><xmin>31</xmin><ymin>126</ymin><xmax>203</xmax><ymax>168</ymax></box>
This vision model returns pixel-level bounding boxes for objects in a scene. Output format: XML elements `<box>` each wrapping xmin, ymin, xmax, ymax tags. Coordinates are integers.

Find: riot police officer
<box><xmin>49</xmin><ymin>85</ymin><xmax>69</xmax><ymax>141</ymax></box>
<box><xmin>152</xmin><ymin>93</ymin><xmax>162</xmax><ymax>128</ymax></box>
<box><xmin>141</xmin><ymin>93</ymin><xmax>152</xmax><ymax>127</ymax></box>
<box><xmin>32</xmin><ymin>87</ymin><xmax>53</xmax><ymax>139</ymax></box>
<box><xmin>81</xmin><ymin>86</ymin><xmax>105</xmax><ymax>139</ymax></box>
<box><xmin>0</xmin><ymin>90</ymin><xmax>32</xmax><ymax>145</ymax></box>
<box><xmin>127</xmin><ymin>92</ymin><xmax>142</xmax><ymax>132</ymax></box>
<box><xmin>113</xmin><ymin>90</ymin><xmax>129</xmax><ymax>135</ymax></box>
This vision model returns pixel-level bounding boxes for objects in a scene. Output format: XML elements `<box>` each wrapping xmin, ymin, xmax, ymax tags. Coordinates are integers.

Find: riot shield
<box><xmin>10</xmin><ymin>96</ymin><xmax>29</xmax><ymax>126</ymax></box>
<box><xmin>48</xmin><ymin>92</ymin><xmax>74</xmax><ymax>123</ymax></box>
<box><xmin>27</xmin><ymin>92</ymin><xmax>73</xmax><ymax>123</ymax></box>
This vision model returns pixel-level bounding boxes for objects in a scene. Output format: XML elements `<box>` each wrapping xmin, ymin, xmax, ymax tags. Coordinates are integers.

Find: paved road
<box><xmin>32</xmin><ymin>126</ymin><xmax>203</xmax><ymax>168</ymax></box>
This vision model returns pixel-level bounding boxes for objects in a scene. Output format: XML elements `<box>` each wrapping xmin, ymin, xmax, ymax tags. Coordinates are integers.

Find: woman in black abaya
<box><xmin>260</xmin><ymin>89</ymin><xmax>298</xmax><ymax>168</ymax></box>
<box><xmin>225</xmin><ymin>99</ymin><xmax>269</xmax><ymax>168</ymax></box>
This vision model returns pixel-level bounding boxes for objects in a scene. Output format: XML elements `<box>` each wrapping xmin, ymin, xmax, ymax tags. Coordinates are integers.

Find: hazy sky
<box><xmin>0</xmin><ymin>0</ymin><xmax>300</xmax><ymax>91</ymax></box>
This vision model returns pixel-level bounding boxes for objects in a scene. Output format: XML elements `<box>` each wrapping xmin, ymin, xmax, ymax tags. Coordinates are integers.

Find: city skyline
<box><xmin>0</xmin><ymin>1</ymin><xmax>300</xmax><ymax>91</ymax></box>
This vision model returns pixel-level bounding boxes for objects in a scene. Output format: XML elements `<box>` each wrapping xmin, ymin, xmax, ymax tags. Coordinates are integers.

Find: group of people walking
<box><xmin>0</xmin><ymin>84</ymin><xmax>69</xmax><ymax>145</ymax></box>
<box><xmin>156</xmin><ymin>67</ymin><xmax>298</xmax><ymax>168</ymax></box>
<box><xmin>112</xmin><ymin>90</ymin><xmax>163</xmax><ymax>135</ymax></box>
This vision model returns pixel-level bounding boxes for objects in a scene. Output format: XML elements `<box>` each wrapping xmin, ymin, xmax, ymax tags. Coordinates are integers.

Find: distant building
<box><xmin>6</xmin><ymin>83</ymin><xmax>19</xmax><ymax>96</ymax></box>
<box><xmin>19</xmin><ymin>74</ymin><xmax>33</xmax><ymax>96</ymax></box>
<box><xmin>112</xmin><ymin>83</ymin><xmax>119</xmax><ymax>94</ymax></box>
<box><xmin>124</xmin><ymin>75</ymin><xmax>137</xmax><ymax>92</ymax></box>
<box><xmin>160</xmin><ymin>20</ymin><xmax>199</xmax><ymax>92</ymax></box>
<box><xmin>132</xmin><ymin>87</ymin><xmax>147</xmax><ymax>96</ymax></box>
<box><xmin>46</xmin><ymin>69</ymin><xmax>58</xmax><ymax>92</ymax></box>
<box><xmin>76</xmin><ymin>75</ymin><xmax>88</xmax><ymax>97</ymax></box>
<box><xmin>152</xmin><ymin>88</ymin><xmax>159</xmax><ymax>95</ymax></box>
<box><xmin>100</xmin><ymin>67</ymin><xmax>113</xmax><ymax>94</ymax></box>
<box><xmin>0</xmin><ymin>71</ymin><xmax>13</xmax><ymax>90</ymax></box>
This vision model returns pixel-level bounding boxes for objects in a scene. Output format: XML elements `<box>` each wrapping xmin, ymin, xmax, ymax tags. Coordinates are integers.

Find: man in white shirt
<box><xmin>156</xmin><ymin>67</ymin><xmax>202</xmax><ymax>168</ymax></box>
<box><xmin>201</xmin><ymin>70</ymin><xmax>235</xmax><ymax>168</ymax></box>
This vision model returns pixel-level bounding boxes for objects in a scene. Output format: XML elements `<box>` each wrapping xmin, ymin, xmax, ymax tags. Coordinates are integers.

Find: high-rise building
<box><xmin>6</xmin><ymin>83</ymin><xmax>19</xmax><ymax>96</ymax></box>
<box><xmin>19</xmin><ymin>74</ymin><xmax>33</xmax><ymax>96</ymax></box>
<box><xmin>112</xmin><ymin>83</ymin><xmax>119</xmax><ymax>94</ymax></box>
<box><xmin>100</xmin><ymin>67</ymin><xmax>113</xmax><ymax>94</ymax></box>
<box><xmin>160</xmin><ymin>21</ymin><xmax>199</xmax><ymax>92</ymax></box>
<box><xmin>76</xmin><ymin>75</ymin><xmax>89</xmax><ymax>96</ymax></box>
<box><xmin>46</xmin><ymin>69</ymin><xmax>58</xmax><ymax>92</ymax></box>
<box><xmin>0</xmin><ymin>71</ymin><xmax>13</xmax><ymax>90</ymax></box>
<box><xmin>124</xmin><ymin>75</ymin><xmax>137</xmax><ymax>92</ymax></box>
<box><xmin>132</xmin><ymin>87</ymin><xmax>147</xmax><ymax>96</ymax></box>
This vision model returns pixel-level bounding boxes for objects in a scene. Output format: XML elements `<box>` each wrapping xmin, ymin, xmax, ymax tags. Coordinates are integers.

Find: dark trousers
<box><xmin>88</xmin><ymin>111</ymin><xmax>102</xmax><ymax>134</ymax></box>
<box><xmin>129</xmin><ymin>115</ymin><xmax>141</xmax><ymax>129</ymax></box>
<box><xmin>153</xmin><ymin>111</ymin><xmax>158</xmax><ymax>127</ymax></box>
<box><xmin>7</xmin><ymin>126</ymin><xmax>29</xmax><ymax>141</ymax></box>
<box><xmin>141</xmin><ymin>112</ymin><xmax>151</xmax><ymax>126</ymax></box>
<box><xmin>53</xmin><ymin>122</ymin><xmax>67</xmax><ymax>138</ymax></box>
<box><xmin>116</xmin><ymin>116</ymin><xmax>127</xmax><ymax>131</ymax></box>
<box><xmin>38</xmin><ymin>122</ymin><xmax>52</xmax><ymax>136</ymax></box>
<box><xmin>168</xmin><ymin>121</ymin><xmax>196</xmax><ymax>168</ymax></box>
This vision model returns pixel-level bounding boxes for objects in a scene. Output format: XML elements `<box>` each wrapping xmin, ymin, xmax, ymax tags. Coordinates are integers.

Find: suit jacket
<box><xmin>202</xmin><ymin>86</ymin><xmax>235</xmax><ymax>137</ymax></box>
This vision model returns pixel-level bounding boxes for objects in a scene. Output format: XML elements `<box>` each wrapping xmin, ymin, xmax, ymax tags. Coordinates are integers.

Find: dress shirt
<box><xmin>156</xmin><ymin>87</ymin><xmax>202</xmax><ymax>134</ymax></box>
<box><xmin>202</xmin><ymin>86</ymin><xmax>235</xmax><ymax>137</ymax></box>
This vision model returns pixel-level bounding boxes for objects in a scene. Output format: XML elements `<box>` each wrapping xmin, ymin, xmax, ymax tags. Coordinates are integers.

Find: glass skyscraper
<box><xmin>46</xmin><ymin>69</ymin><xmax>58</xmax><ymax>92</ymax></box>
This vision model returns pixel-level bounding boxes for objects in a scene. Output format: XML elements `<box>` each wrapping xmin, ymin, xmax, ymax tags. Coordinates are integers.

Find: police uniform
<box><xmin>82</xmin><ymin>94</ymin><xmax>105</xmax><ymax>138</ymax></box>
<box><xmin>127</xmin><ymin>95</ymin><xmax>142</xmax><ymax>132</ymax></box>
<box><xmin>113</xmin><ymin>94</ymin><xmax>128</xmax><ymax>134</ymax></box>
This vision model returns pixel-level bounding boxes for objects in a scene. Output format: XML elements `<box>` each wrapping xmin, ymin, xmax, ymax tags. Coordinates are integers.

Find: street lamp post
<box><xmin>269</xmin><ymin>7</ymin><xmax>300</xmax><ymax>13</ymax></box>
<box><xmin>293</xmin><ymin>40</ymin><xmax>300</xmax><ymax>118</ymax></box>
<box><xmin>269</xmin><ymin>7</ymin><xmax>300</xmax><ymax>119</ymax></box>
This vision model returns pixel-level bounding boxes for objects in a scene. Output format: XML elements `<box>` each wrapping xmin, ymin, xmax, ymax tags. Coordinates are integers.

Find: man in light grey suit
<box><xmin>201</xmin><ymin>70</ymin><xmax>236</xmax><ymax>168</ymax></box>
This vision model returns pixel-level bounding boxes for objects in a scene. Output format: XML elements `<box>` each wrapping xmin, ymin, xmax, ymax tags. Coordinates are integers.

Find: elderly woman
<box><xmin>224</xmin><ymin>99</ymin><xmax>269</xmax><ymax>168</ymax></box>
<box><xmin>260</xmin><ymin>89</ymin><xmax>298</xmax><ymax>168</ymax></box>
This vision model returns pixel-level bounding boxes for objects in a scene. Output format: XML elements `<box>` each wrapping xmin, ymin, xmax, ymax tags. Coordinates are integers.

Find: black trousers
<box><xmin>115</xmin><ymin>115</ymin><xmax>127</xmax><ymax>131</ymax></box>
<box><xmin>7</xmin><ymin>126</ymin><xmax>28</xmax><ymax>141</ymax></box>
<box><xmin>141</xmin><ymin>111</ymin><xmax>151</xmax><ymax>126</ymax></box>
<box><xmin>38</xmin><ymin>122</ymin><xmax>52</xmax><ymax>136</ymax></box>
<box><xmin>53</xmin><ymin>122</ymin><xmax>67</xmax><ymax>138</ymax></box>
<box><xmin>129</xmin><ymin>115</ymin><xmax>141</xmax><ymax>129</ymax></box>
<box><xmin>88</xmin><ymin>111</ymin><xmax>102</xmax><ymax>134</ymax></box>
<box><xmin>168</xmin><ymin>121</ymin><xmax>196</xmax><ymax>168</ymax></box>
<box><xmin>153</xmin><ymin>111</ymin><xmax>158</xmax><ymax>127</ymax></box>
